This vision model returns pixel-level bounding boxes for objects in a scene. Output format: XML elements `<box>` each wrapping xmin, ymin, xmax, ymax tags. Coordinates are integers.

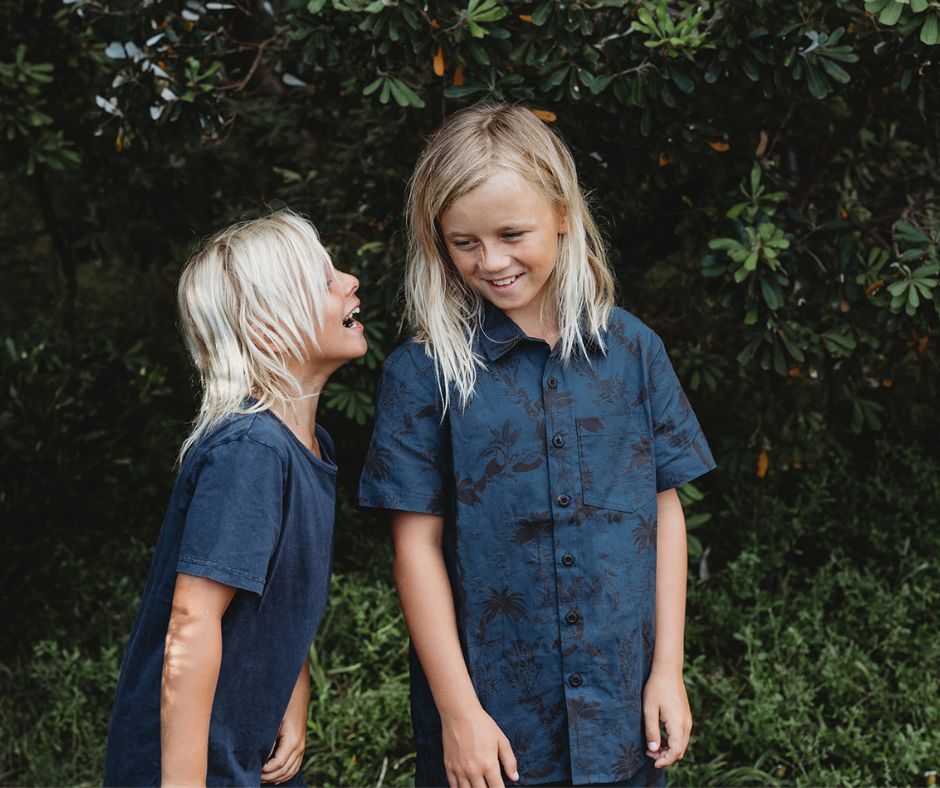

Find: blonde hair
<box><xmin>404</xmin><ymin>103</ymin><xmax>616</xmax><ymax>411</ymax></box>
<box><xmin>176</xmin><ymin>210</ymin><xmax>333</xmax><ymax>464</ymax></box>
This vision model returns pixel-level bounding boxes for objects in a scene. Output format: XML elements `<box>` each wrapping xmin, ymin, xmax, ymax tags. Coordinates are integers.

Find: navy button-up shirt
<box><xmin>359</xmin><ymin>304</ymin><xmax>715</xmax><ymax>785</ymax></box>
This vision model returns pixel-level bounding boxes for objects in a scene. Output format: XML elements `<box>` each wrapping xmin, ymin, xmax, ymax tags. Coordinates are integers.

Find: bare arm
<box><xmin>643</xmin><ymin>488</ymin><xmax>692</xmax><ymax>768</ymax></box>
<box><xmin>161</xmin><ymin>574</ymin><xmax>235</xmax><ymax>787</ymax></box>
<box><xmin>261</xmin><ymin>657</ymin><xmax>310</xmax><ymax>785</ymax></box>
<box><xmin>391</xmin><ymin>511</ymin><xmax>518</xmax><ymax>788</ymax></box>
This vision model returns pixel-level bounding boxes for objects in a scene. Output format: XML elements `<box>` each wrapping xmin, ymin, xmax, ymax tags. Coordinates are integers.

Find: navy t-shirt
<box><xmin>104</xmin><ymin>410</ymin><xmax>337</xmax><ymax>787</ymax></box>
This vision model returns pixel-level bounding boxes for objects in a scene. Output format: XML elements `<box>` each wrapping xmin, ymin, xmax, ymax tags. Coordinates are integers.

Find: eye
<box><xmin>503</xmin><ymin>231</ymin><xmax>524</xmax><ymax>240</ymax></box>
<box><xmin>452</xmin><ymin>239</ymin><xmax>476</xmax><ymax>249</ymax></box>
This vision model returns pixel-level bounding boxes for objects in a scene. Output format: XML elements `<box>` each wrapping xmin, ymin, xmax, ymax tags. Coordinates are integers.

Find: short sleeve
<box><xmin>357</xmin><ymin>345</ymin><xmax>449</xmax><ymax>515</ymax></box>
<box><xmin>648</xmin><ymin>335</ymin><xmax>717</xmax><ymax>492</ymax></box>
<box><xmin>178</xmin><ymin>437</ymin><xmax>285</xmax><ymax>594</ymax></box>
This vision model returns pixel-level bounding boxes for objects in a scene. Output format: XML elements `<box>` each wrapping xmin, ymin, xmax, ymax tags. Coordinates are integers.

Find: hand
<box><xmin>260</xmin><ymin>711</ymin><xmax>306</xmax><ymax>784</ymax></box>
<box><xmin>642</xmin><ymin>667</ymin><xmax>692</xmax><ymax>769</ymax></box>
<box><xmin>441</xmin><ymin>706</ymin><xmax>519</xmax><ymax>788</ymax></box>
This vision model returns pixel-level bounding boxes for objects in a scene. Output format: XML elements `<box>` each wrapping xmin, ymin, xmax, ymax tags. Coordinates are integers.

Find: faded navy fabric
<box><xmin>358</xmin><ymin>304</ymin><xmax>715</xmax><ymax>786</ymax></box>
<box><xmin>104</xmin><ymin>410</ymin><xmax>337</xmax><ymax>787</ymax></box>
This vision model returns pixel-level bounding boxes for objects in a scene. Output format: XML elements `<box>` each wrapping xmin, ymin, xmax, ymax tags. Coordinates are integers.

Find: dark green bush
<box><xmin>2</xmin><ymin>0</ymin><xmax>939</xmax><ymax>785</ymax></box>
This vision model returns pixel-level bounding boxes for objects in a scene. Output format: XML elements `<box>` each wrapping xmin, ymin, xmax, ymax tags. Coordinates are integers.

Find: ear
<box><xmin>557</xmin><ymin>204</ymin><xmax>569</xmax><ymax>235</ymax></box>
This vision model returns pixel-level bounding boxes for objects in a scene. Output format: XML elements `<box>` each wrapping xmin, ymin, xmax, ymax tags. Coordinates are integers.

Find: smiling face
<box><xmin>310</xmin><ymin>267</ymin><xmax>367</xmax><ymax>367</ymax></box>
<box><xmin>440</xmin><ymin>170</ymin><xmax>568</xmax><ymax>340</ymax></box>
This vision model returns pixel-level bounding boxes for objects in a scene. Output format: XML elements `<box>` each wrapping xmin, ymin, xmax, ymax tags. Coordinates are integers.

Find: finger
<box><xmin>643</xmin><ymin>704</ymin><xmax>661</xmax><ymax>756</ymax></box>
<box><xmin>279</xmin><ymin>750</ymin><xmax>303</xmax><ymax>782</ymax></box>
<box><xmin>470</xmin><ymin>772</ymin><xmax>488</xmax><ymax>788</ymax></box>
<box><xmin>263</xmin><ymin>737</ymin><xmax>289</xmax><ymax>771</ymax></box>
<box><xmin>263</xmin><ymin>748</ymin><xmax>302</xmax><ymax>784</ymax></box>
<box><xmin>497</xmin><ymin>735</ymin><xmax>519</xmax><ymax>782</ymax></box>
<box><xmin>446</xmin><ymin>770</ymin><xmax>458</xmax><ymax>788</ymax></box>
<box><xmin>484</xmin><ymin>764</ymin><xmax>505</xmax><ymax>788</ymax></box>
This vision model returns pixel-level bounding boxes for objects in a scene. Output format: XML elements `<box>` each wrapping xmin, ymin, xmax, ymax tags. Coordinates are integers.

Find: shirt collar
<box><xmin>477</xmin><ymin>301</ymin><xmax>605</xmax><ymax>362</ymax></box>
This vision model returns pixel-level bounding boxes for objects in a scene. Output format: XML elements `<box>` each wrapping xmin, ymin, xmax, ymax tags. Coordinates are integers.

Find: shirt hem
<box><xmin>356</xmin><ymin>494</ymin><xmax>446</xmax><ymax>517</ymax></box>
<box><xmin>177</xmin><ymin>556</ymin><xmax>265</xmax><ymax>594</ymax></box>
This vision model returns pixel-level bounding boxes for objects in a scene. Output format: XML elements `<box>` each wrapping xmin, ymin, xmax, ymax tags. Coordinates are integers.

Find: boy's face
<box><xmin>440</xmin><ymin>170</ymin><xmax>568</xmax><ymax>336</ymax></box>
<box><xmin>311</xmin><ymin>267</ymin><xmax>367</xmax><ymax>365</ymax></box>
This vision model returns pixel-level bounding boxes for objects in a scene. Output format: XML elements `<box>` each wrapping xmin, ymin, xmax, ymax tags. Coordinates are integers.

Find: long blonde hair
<box><xmin>404</xmin><ymin>103</ymin><xmax>616</xmax><ymax>411</ymax></box>
<box><xmin>176</xmin><ymin>210</ymin><xmax>333</xmax><ymax>464</ymax></box>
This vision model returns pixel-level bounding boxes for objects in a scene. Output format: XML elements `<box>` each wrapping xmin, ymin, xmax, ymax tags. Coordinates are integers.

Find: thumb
<box><xmin>497</xmin><ymin>734</ymin><xmax>519</xmax><ymax>782</ymax></box>
<box><xmin>644</xmin><ymin>705</ymin><xmax>661</xmax><ymax>754</ymax></box>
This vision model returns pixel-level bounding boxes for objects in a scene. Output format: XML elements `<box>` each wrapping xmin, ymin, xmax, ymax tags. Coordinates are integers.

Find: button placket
<box><xmin>542</xmin><ymin>364</ymin><xmax>587</xmax><ymax>716</ymax></box>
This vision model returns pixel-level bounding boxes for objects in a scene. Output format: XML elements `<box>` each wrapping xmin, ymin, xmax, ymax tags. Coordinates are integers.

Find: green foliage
<box><xmin>2</xmin><ymin>1</ymin><xmax>940</xmax><ymax>786</ymax></box>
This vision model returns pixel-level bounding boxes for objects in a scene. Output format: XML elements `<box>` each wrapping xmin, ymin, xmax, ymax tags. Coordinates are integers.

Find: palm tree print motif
<box><xmin>567</xmin><ymin>696</ymin><xmax>604</xmax><ymax>766</ymax></box>
<box><xmin>633</xmin><ymin>514</ymin><xmax>657</xmax><ymax>553</ymax></box>
<box><xmin>612</xmin><ymin>743</ymin><xmax>643</xmax><ymax>781</ymax></box>
<box><xmin>357</xmin><ymin>308</ymin><xmax>716</xmax><ymax>785</ymax></box>
<box><xmin>511</xmin><ymin>512</ymin><xmax>552</xmax><ymax>578</ymax></box>
<box><xmin>477</xmin><ymin>586</ymin><xmax>527</xmax><ymax>643</ymax></box>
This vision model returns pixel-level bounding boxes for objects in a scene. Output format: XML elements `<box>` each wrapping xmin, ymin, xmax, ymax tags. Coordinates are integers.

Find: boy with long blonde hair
<box><xmin>104</xmin><ymin>211</ymin><xmax>367</xmax><ymax>786</ymax></box>
<box><xmin>360</xmin><ymin>104</ymin><xmax>716</xmax><ymax>787</ymax></box>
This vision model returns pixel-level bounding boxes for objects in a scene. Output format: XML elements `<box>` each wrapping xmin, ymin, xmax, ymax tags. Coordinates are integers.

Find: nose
<box><xmin>477</xmin><ymin>243</ymin><xmax>510</xmax><ymax>274</ymax></box>
<box><xmin>337</xmin><ymin>269</ymin><xmax>359</xmax><ymax>295</ymax></box>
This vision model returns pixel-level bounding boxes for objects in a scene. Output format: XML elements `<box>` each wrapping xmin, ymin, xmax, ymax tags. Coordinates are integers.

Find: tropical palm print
<box><xmin>359</xmin><ymin>303</ymin><xmax>715</xmax><ymax>785</ymax></box>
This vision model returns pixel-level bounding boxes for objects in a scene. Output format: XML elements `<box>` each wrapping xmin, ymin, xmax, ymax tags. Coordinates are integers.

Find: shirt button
<box><xmin>565</xmin><ymin>610</ymin><xmax>579</xmax><ymax>625</ymax></box>
<box><xmin>552</xmin><ymin>434</ymin><xmax>564</xmax><ymax>448</ymax></box>
<box><xmin>561</xmin><ymin>553</ymin><xmax>575</xmax><ymax>567</ymax></box>
<box><xmin>547</xmin><ymin>377</ymin><xmax>558</xmax><ymax>388</ymax></box>
<box><xmin>568</xmin><ymin>674</ymin><xmax>583</xmax><ymax>688</ymax></box>
<box><xmin>556</xmin><ymin>493</ymin><xmax>571</xmax><ymax>507</ymax></box>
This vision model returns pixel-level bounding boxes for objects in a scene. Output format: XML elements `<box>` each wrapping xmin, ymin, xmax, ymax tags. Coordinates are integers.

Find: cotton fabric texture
<box><xmin>104</xmin><ymin>411</ymin><xmax>337</xmax><ymax>787</ymax></box>
<box><xmin>358</xmin><ymin>304</ymin><xmax>716</xmax><ymax>786</ymax></box>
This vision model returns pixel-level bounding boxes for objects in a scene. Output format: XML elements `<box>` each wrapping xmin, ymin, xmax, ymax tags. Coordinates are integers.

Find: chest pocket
<box><xmin>576</xmin><ymin>414</ymin><xmax>656</xmax><ymax>513</ymax></box>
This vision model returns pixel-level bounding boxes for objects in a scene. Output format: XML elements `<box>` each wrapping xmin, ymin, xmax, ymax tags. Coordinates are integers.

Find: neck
<box><xmin>504</xmin><ymin>302</ymin><xmax>559</xmax><ymax>349</ymax></box>
<box><xmin>270</xmin><ymin>365</ymin><xmax>333</xmax><ymax>455</ymax></box>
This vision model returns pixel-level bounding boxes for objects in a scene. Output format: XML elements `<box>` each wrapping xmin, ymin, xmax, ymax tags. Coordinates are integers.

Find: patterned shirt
<box><xmin>358</xmin><ymin>303</ymin><xmax>715</xmax><ymax>785</ymax></box>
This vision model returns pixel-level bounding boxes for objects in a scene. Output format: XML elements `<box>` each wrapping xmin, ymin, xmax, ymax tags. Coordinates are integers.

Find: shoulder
<box><xmin>380</xmin><ymin>339</ymin><xmax>441</xmax><ymax>393</ymax></box>
<box><xmin>383</xmin><ymin>338</ymin><xmax>436</xmax><ymax>375</ymax></box>
<box><xmin>186</xmin><ymin>412</ymin><xmax>289</xmax><ymax>480</ymax></box>
<box><xmin>605</xmin><ymin>306</ymin><xmax>664</xmax><ymax>360</ymax></box>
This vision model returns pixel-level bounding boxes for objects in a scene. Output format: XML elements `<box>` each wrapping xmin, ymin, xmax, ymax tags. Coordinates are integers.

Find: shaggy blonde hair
<box><xmin>176</xmin><ymin>210</ymin><xmax>333</xmax><ymax>464</ymax></box>
<box><xmin>404</xmin><ymin>103</ymin><xmax>616</xmax><ymax>411</ymax></box>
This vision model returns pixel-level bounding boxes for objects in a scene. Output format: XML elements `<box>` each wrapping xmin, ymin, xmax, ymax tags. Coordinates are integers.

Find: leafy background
<box><xmin>1</xmin><ymin>0</ymin><xmax>938</xmax><ymax>785</ymax></box>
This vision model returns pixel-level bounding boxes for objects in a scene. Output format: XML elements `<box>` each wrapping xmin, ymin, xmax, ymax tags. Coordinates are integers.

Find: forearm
<box><xmin>652</xmin><ymin>488</ymin><xmax>688</xmax><ymax>675</ymax></box>
<box><xmin>161</xmin><ymin>613</ymin><xmax>223</xmax><ymax>786</ymax></box>
<box><xmin>391</xmin><ymin>513</ymin><xmax>479</xmax><ymax>717</ymax></box>
<box><xmin>285</xmin><ymin>657</ymin><xmax>311</xmax><ymax>724</ymax></box>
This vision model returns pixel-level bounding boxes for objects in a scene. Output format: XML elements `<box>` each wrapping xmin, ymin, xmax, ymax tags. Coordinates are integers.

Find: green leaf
<box><xmin>895</xmin><ymin>221</ymin><xmax>931</xmax><ymax>244</ymax></box>
<box><xmin>920</xmin><ymin>12</ymin><xmax>939</xmax><ymax>44</ymax></box>
<box><xmin>760</xmin><ymin>277</ymin><xmax>783</xmax><ymax>310</ymax></box>
<box><xmin>306</xmin><ymin>0</ymin><xmax>326</xmax><ymax>10</ymax></box>
<box><xmin>805</xmin><ymin>62</ymin><xmax>829</xmax><ymax>99</ymax></box>
<box><xmin>911</xmin><ymin>0</ymin><xmax>929</xmax><ymax>11</ymax></box>
<box><xmin>532</xmin><ymin>0</ymin><xmax>553</xmax><ymax>25</ymax></box>
<box><xmin>820</xmin><ymin>57</ymin><xmax>851</xmax><ymax>84</ymax></box>
<box><xmin>362</xmin><ymin>77</ymin><xmax>383</xmax><ymax>96</ymax></box>
<box><xmin>879</xmin><ymin>2</ymin><xmax>904</xmax><ymax>25</ymax></box>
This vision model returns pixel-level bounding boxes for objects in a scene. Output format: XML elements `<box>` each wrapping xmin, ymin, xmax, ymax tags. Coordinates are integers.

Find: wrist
<box><xmin>436</xmin><ymin>691</ymin><xmax>484</xmax><ymax>722</ymax></box>
<box><xmin>650</xmin><ymin>654</ymin><xmax>684</xmax><ymax>678</ymax></box>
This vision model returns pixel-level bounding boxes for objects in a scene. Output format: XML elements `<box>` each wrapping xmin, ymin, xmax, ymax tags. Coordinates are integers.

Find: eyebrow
<box><xmin>445</xmin><ymin>223</ymin><xmax>535</xmax><ymax>238</ymax></box>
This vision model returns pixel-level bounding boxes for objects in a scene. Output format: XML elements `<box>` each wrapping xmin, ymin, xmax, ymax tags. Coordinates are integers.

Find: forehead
<box><xmin>441</xmin><ymin>170</ymin><xmax>554</xmax><ymax>231</ymax></box>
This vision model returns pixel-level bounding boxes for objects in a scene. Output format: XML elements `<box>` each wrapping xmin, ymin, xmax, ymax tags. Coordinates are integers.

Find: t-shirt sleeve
<box><xmin>648</xmin><ymin>335</ymin><xmax>717</xmax><ymax>492</ymax></box>
<box><xmin>177</xmin><ymin>437</ymin><xmax>285</xmax><ymax>594</ymax></box>
<box><xmin>357</xmin><ymin>346</ymin><xmax>449</xmax><ymax>515</ymax></box>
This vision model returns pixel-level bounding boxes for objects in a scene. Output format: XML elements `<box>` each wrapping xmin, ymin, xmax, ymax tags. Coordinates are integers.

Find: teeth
<box><xmin>343</xmin><ymin>306</ymin><xmax>361</xmax><ymax>327</ymax></box>
<box><xmin>491</xmin><ymin>275</ymin><xmax>518</xmax><ymax>286</ymax></box>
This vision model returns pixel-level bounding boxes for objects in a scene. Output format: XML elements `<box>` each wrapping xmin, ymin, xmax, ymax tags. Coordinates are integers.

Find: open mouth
<box><xmin>342</xmin><ymin>306</ymin><xmax>362</xmax><ymax>329</ymax></box>
<box><xmin>487</xmin><ymin>274</ymin><xmax>523</xmax><ymax>290</ymax></box>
